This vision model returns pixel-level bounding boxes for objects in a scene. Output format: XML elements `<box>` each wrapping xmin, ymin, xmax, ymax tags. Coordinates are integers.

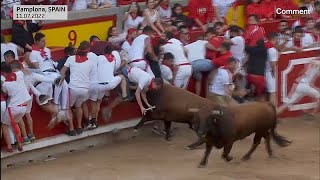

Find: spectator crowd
<box><xmin>1</xmin><ymin>0</ymin><xmax>320</xmax><ymax>153</ymax></box>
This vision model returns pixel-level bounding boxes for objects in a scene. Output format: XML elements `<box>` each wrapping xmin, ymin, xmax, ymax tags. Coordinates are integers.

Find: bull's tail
<box><xmin>269</xmin><ymin>103</ymin><xmax>292</xmax><ymax>147</ymax></box>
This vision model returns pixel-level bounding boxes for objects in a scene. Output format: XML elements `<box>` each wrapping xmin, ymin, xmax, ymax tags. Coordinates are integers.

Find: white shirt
<box><xmin>112</xmin><ymin>50</ymin><xmax>122</xmax><ymax>72</ymax></box>
<box><xmin>213</xmin><ymin>0</ymin><xmax>235</xmax><ymax>17</ymax></box>
<box><xmin>160</xmin><ymin>64</ymin><xmax>173</xmax><ymax>82</ymax></box>
<box><xmin>97</xmin><ymin>54</ymin><xmax>116</xmax><ymax>83</ymax></box>
<box><xmin>158</xmin><ymin>5</ymin><xmax>172</xmax><ymax>22</ymax></box>
<box><xmin>87</xmin><ymin>52</ymin><xmax>99</xmax><ymax>84</ymax></box>
<box><xmin>64</xmin><ymin>55</ymin><xmax>96</xmax><ymax>90</ymax></box>
<box><xmin>121</xmin><ymin>41</ymin><xmax>132</xmax><ymax>53</ymax></box>
<box><xmin>162</xmin><ymin>38</ymin><xmax>189</xmax><ymax>65</ymax></box>
<box><xmin>230</xmin><ymin>36</ymin><xmax>245</xmax><ymax>63</ymax></box>
<box><xmin>266</xmin><ymin>47</ymin><xmax>279</xmax><ymax>72</ymax></box>
<box><xmin>124</xmin><ymin>15</ymin><xmax>144</xmax><ymax>32</ymax></box>
<box><xmin>184</xmin><ymin>40</ymin><xmax>208</xmax><ymax>62</ymax></box>
<box><xmin>128</xmin><ymin>34</ymin><xmax>149</xmax><ymax>61</ymax></box>
<box><xmin>128</xmin><ymin>67</ymin><xmax>152</xmax><ymax>90</ymax></box>
<box><xmin>209</xmin><ymin>68</ymin><xmax>233</xmax><ymax>96</ymax></box>
<box><xmin>1</xmin><ymin>43</ymin><xmax>18</xmax><ymax>62</ymax></box>
<box><xmin>2</xmin><ymin>71</ymin><xmax>31</xmax><ymax>107</ymax></box>
<box><xmin>72</xmin><ymin>0</ymin><xmax>88</xmax><ymax>10</ymax></box>
<box><xmin>285</xmin><ymin>33</ymin><xmax>315</xmax><ymax>48</ymax></box>
<box><xmin>29</xmin><ymin>47</ymin><xmax>55</xmax><ymax>71</ymax></box>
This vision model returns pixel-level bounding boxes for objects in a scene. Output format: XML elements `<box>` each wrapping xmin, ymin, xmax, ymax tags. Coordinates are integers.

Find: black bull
<box><xmin>197</xmin><ymin>102</ymin><xmax>292</xmax><ymax>168</ymax></box>
<box><xmin>133</xmin><ymin>84</ymin><xmax>216</xmax><ymax>147</ymax></box>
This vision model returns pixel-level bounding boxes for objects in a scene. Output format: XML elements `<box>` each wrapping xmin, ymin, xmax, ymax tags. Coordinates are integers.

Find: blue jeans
<box><xmin>190</xmin><ymin>59</ymin><xmax>213</xmax><ymax>80</ymax></box>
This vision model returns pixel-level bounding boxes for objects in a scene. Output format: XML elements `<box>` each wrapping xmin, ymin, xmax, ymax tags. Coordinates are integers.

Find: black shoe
<box><xmin>65</xmin><ymin>130</ymin><xmax>77</xmax><ymax>136</ymax></box>
<box><xmin>75</xmin><ymin>128</ymin><xmax>83</xmax><ymax>134</ymax></box>
<box><xmin>122</xmin><ymin>96</ymin><xmax>131</xmax><ymax>102</ymax></box>
<box><xmin>89</xmin><ymin>119</ymin><xmax>98</xmax><ymax>130</ymax></box>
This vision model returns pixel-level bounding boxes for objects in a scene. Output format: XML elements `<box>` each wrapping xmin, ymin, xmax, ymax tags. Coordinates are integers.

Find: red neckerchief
<box><xmin>159</xmin><ymin>3</ymin><xmax>169</xmax><ymax>10</ymax></box>
<box><xmin>5</xmin><ymin>72</ymin><xmax>17</xmax><ymax>82</ymax></box>
<box><xmin>75</xmin><ymin>55</ymin><xmax>88</xmax><ymax>63</ymax></box>
<box><xmin>293</xmin><ymin>38</ymin><xmax>302</xmax><ymax>48</ymax></box>
<box><xmin>32</xmin><ymin>44</ymin><xmax>46</xmax><ymax>58</ymax></box>
<box><xmin>148</xmin><ymin>79</ymin><xmax>155</xmax><ymax>90</ymax></box>
<box><xmin>104</xmin><ymin>54</ymin><xmax>115</xmax><ymax>62</ymax></box>
<box><xmin>265</xmin><ymin>40</ymin><xmax>275</xmax><ymax>49</ymax></box>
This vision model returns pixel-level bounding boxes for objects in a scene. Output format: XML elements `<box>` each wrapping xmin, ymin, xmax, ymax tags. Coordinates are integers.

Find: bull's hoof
<box><xmin>222</xmin><ymin>155</ymin><xmax>233</xmax><ymax>162</ymax></box>
<box><xmin>241</xmin><ymin>155</ymin><xmax>250</xmax><ymax>161</ymax></box>
<box><xmin>198</xmin><ymin>163</ymin><xmax>207</xmax><ymax>168</ymax></box>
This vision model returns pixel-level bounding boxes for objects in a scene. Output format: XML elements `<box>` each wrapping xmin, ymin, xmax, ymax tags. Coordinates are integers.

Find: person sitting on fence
<box><xmin>26</xmin><ymin>32</ymin><xmax>70</xmax><ymax>128</ymax></box>
<box><xmin>127</xmin><ymin>26</ymin><xmax>157</xmax><ymax>77</ymax></box>
<box><xmin>185</xmin><ymin>35</ymin><xmax>215</xmax><ymax>96</ymax></box>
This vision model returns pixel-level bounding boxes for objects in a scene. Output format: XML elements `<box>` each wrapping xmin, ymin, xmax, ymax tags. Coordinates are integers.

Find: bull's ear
<box><xmin>211</xmin><ymin>110</ymin><xmax>223</xmax><ymax>116</ymax></box>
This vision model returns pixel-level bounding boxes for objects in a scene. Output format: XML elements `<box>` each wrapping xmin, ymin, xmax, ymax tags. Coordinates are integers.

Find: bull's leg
<box><xmin>221</xmin><ymin>142</ymin><xmax>234</xmax><ymax>162</ymax></box>
<box><xmin>186</xmin><ymin>137</ymin><xmax>206</xmax><ymax>150</ymax></box>
<box><xmin>164</xmin><ymin>121</ymin><xmax>172</xmax><ymax>141</ymax></box>
<box><xmin>264</xmin><ymin>132</ymin><xmax>273</xmax><ymax>158</ymax></box>
<box><xmin>242</xmin><ymin>133</ymin><xmax>262</xmax><ymax>161</ymax></box>
<box><xmin>198</xmin><ymin>142</ymin><xmax>214</xmax><ymax>168</ymax></box>
<box><xmin>133</xmin><ymin>116</ymin><xmax>149</xmax><ymax>131</ymax></box>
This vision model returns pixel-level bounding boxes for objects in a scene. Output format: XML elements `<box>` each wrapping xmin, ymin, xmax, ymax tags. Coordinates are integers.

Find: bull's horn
<box><xmin>212</xmin><ymin>110</ymin><xmax>223</xmax><ymax>115</ymax></box>
<box><xmin>188</xmin><ymin>108</ymin><xmax>200</xmax><ymax>113</ymax></box>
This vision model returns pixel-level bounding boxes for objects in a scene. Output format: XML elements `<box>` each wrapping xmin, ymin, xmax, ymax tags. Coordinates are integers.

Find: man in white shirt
<box><xmin>2</xmin><ymin>61</ymin><xmax>31</xmax><ymax>152</ymax></box>
<box><xmin>265</xmin><ymin>33</ymin><xmax>279</xmax><ymax>106</ymax></box>
<box><xmin>60</xmin><ymin>43</ymin><xmax>97</xmax><ymax>135</ymax></box>
<box><xmin>277</xmin><ymin>58</ymin><xmax>320</xmax><ymax>116</ymax></box>
<box><xmin>161</xmin><ymin>32</ymin><xmax>192</xmax><ymax>89</ymax></box>
<box><xmin>93</xmin><ymin>46</ymin><xmax>130</xmax><ymax>125</ymax></box>
<box><xmin>125</xmin><ymin>66</ymin><xmax>163</xmax><ymax>115</ymax></box>
<box><xmin>207</xmin><ymin>57</ymin><xmax>238</xmax><ymax>106</ymax></box>
<box><xmin>1</xmin><ymin>34</ymin><xmax>23</xmax><ymax>62</ymax></box>
<box><xmin>127</xmin><ymin>26</ymin><xmax>156</xmax><ymax>77</ymax></box>
<box><xmin>27</xmin><ymin>33</ymin><xmax>69</xmax><ymax>117</ymax></box>
<box><xmin>185</xmin><ymin>35</ymin><xmax>216</xmax><ymax>95</ymax></box>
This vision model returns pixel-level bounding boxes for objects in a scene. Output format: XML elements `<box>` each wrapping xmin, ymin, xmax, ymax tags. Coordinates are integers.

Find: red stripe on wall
<box><xmin>1</xmin><ymin>15</ymin><xmax>117</xmax><ymax>36</ymax></box>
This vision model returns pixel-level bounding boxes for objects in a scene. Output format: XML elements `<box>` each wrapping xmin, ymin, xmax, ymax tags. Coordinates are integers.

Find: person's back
<box><xmin>162</xmin><ymin>38</ymin><xmax>188</xmax><ymax>65</ymax></box>
<box><xmin>185</xmin><ymin>40</ymin><xmax>208</xmax><ymax>62</ymax></box>
<box><xmin>97</xmin><ymin>54</ymin><xmax>116</xmax><ymax>83</ymax></box>
<box><xmin>65</xmin><ymin>55</ymin><xmax>95</xmax><ymax>90</ymax></box>
<box><xmin>3</xmin><ymin>70</ymin><xmax>31</xmax><ymax>107</ymax></box>
<box><xmin>128</xmin><ymin>34</ymin><xmax>148</xmax><ymax>61</ymax></box>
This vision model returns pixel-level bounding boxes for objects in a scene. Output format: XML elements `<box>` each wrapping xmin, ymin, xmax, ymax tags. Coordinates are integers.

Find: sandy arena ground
<box><xmin>2</xmin><ymin>117</ymin><xmax>320</xmax><ymax>180</ymax></box>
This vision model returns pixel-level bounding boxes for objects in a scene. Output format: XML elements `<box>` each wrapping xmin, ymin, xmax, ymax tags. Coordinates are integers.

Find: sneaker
<box><xmin>23</xmin><ymin>137</ymin><xmax>31</xmax><ymax>145</ymax></box>
<box><xmin>65</xmin><ymin>130</ymin><xmax>77</xmax><ymax>136</ymax></box>
<box><xmin>122</xmin><ymin>96</ymin><xmax>130</xmax><ymax>102</ymax></box>
<box><xmin>28</xmin><ymin>134</ymin><xmax>36</xmax><ymax>142</ymax></box>
<box><xmin>89</xmin><ymin>119</ymin><xmax>98</xmax><ymax>130</ymax></box>
<box><xmin>84</xmin><ymin>120</ymin><xmax>93</xmax><ymax>130</ymax></box>
<box><xmin>75</xmin><ymin>128</ymin><xmax>83</xmax><ymax>134</ymax></box>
